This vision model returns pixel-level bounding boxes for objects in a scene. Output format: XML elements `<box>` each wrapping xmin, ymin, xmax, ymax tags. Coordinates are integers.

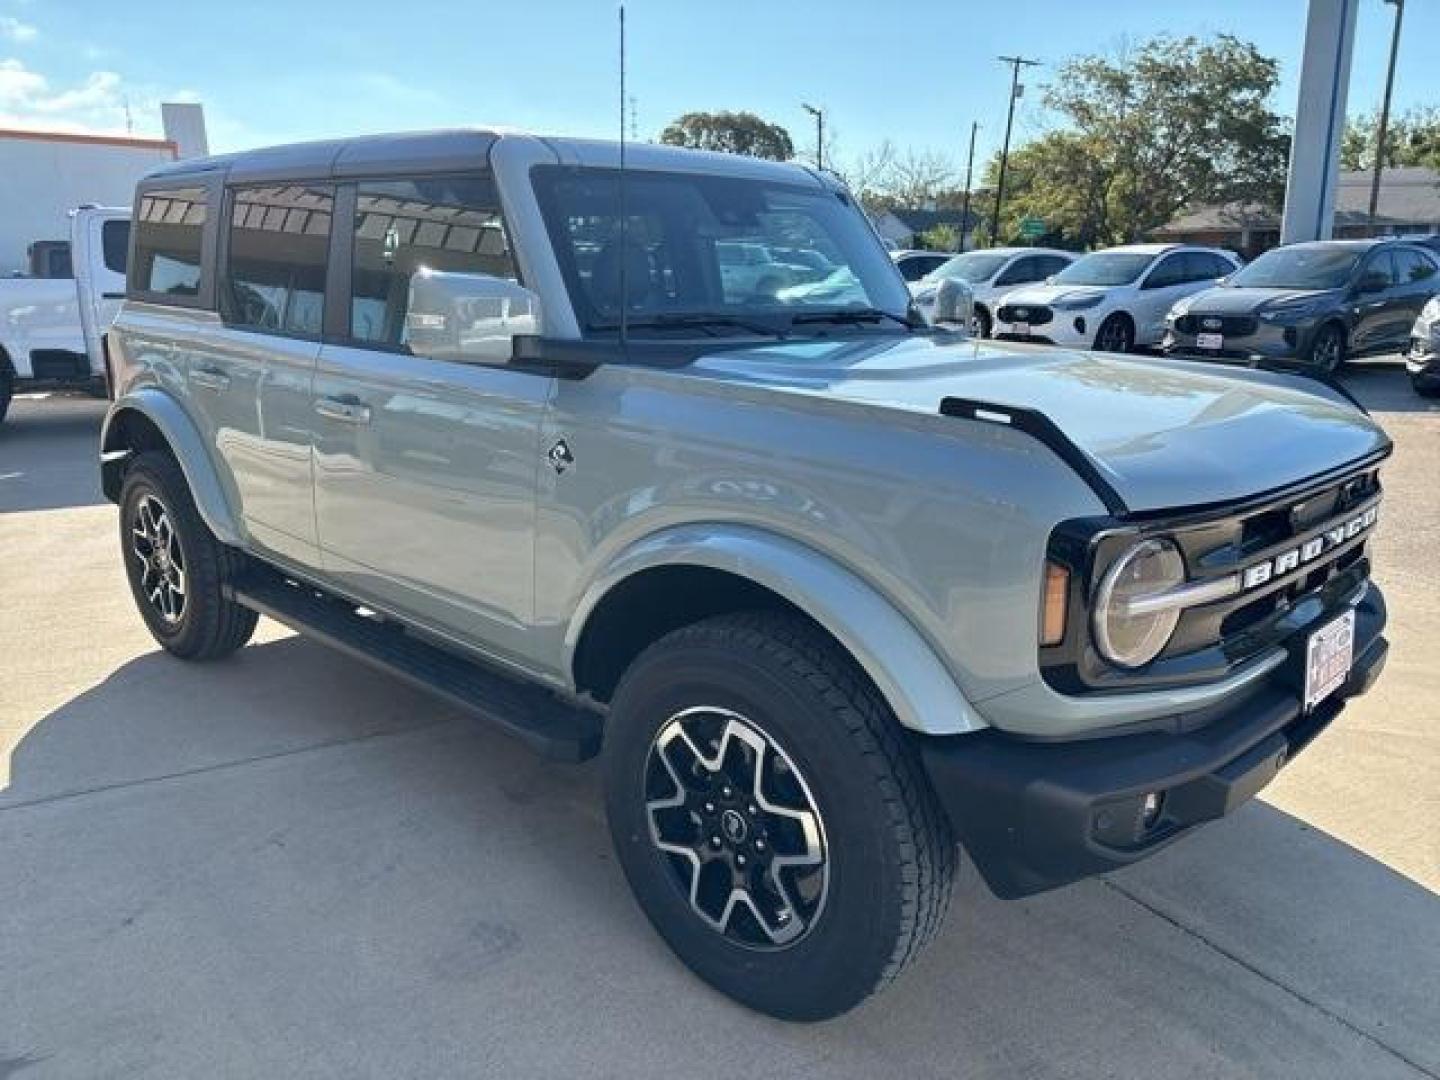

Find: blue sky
<box><xmin>1</xmin><ymin>0</ymin><xmax>1434</xmax><ymax>172</ymax></box>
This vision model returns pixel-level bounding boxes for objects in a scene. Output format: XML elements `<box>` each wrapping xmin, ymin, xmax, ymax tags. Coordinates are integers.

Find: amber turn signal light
<box><xmin>1040</xmin><ymin>561</ymin><xmax>1070</xmax><ymax>646</ymax></box>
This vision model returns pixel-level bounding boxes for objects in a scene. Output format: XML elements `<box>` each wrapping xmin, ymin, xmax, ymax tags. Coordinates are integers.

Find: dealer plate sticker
<box><xmin>1196</xmin><ymin>332</ymin><xmax>1223</xmax><ymax>350</ymax></box>
<box><xmin>1305</xmin><ymin>609</ymin><xmax>1354</xmax><ymax>710</ymax></box>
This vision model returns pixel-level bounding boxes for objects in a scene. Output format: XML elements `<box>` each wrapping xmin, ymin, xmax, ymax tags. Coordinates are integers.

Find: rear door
<box><xmin>192</xmin><ymin>182</ymin><xmax>333</xmax><ymax>567</ymax></box>
<box><xmin>312</xmin><ymin>174</ymin><xmax>548</xmax><ymax>662</ymax></box>
<box><xmin>72</xmin><ymin>209</ymin><xmax>130</xmax><ymax>377</ymax></box>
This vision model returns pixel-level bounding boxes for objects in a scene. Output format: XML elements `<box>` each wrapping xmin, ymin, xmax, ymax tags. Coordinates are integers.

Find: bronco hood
<box><xmin>688</xmin><ymin>335</ymin><xmax>1390</xmax><ymax>513</ymax></box>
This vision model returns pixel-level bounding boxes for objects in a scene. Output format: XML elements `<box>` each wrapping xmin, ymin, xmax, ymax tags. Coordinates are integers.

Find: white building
<box><xmin>0</xmin><ymin>103</ymin><xmax>208</xmax><ymax>277</ymax></box>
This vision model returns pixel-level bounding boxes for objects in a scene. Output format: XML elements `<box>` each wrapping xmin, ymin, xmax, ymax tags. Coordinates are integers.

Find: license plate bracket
<box><xmin>1304</xmin><ymin>609</ymin><xmax>1355</xmax><ymax>711</ymax></box>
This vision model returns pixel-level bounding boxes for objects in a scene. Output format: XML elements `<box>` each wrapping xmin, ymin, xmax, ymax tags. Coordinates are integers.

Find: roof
<box><xmin>882</xmin><ymin>207</ymin><xmax>980</xmax><ymax>233</ymax></box>
<box><xmin>0</xmin><ymin>126</ymin><xmax>177</xmax><ymax>156</ymax></box>
<box><xmin>1098</xmin><ymin>243</ymin><xmax>1182</xmax><ymax>254</ymax></box>
<box><xmin>1156</xmin><ymin>167</ymin><xmax>1440</xmax><ymax>234</ymax></box>
<box><xmin>143</xmin><ymin>127</ymin><xmax>826</xmax><ymax>188</ymax></box>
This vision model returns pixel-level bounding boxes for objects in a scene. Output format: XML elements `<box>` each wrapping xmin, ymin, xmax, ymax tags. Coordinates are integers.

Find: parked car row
<box><xmin>901</xmin><ymin>234</ymin><xmax>1440</xmax><ymax>395</ymax></box>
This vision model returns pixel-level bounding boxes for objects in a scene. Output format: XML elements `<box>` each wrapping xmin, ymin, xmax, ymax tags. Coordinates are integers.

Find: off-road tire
<box><xmin>119</xmin><ymin>451</ymin><xmax>258</xmax><ymax>659</ymax></box>
<box><xmin>0</xmin><ymin>361</ymin><xmax>12</xmax><ymax>427</ymax></box>
<box><xmin>603</xmin><ymin>611</ymin><xmax>957</xmax><ymax>1021</ymax></box>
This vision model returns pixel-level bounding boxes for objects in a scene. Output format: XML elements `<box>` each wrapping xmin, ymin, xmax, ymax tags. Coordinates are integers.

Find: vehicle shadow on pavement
<box><xmin>0</xmin><ymin>395</ymin><xmax>109</xmax><ymax>513</ymax></box>
<box><xmin>1343</xmin><ymin>359</ymin><xmax>1440</xmax><ymax>415</ymax></box>
<box><xmin>2</xmin><ymin>638</ymin><xmax>1436</xmax><ymax>1078</ymax></box>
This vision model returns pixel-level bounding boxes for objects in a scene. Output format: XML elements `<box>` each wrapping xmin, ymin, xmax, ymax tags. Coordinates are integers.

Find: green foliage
<box><xmin>918</xmin><ymin>223</ymin><xmax>964</xmax><ymax>251</ymax></box>
<box><xmin>985</xmin><ymin>34</ymin><xmax>1290</xmax><ymax>246</ymax></box>
<box><xmin>659</xmin><ymin>111</ymin><xmax>796</xmax><ymax>161</ymax></box>
<box><xmin>1342</xmin><ymin>107</ymin><xmax>1440</xmax><ymax>171</ymax></box>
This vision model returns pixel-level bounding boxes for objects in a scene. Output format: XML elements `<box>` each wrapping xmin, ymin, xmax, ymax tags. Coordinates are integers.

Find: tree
<box><xmin>659</xmin><ymin>111</ymin><xmax>795</xmax><ymax>161</ymax></box>
<box><xmin>1342</xmin><ymin>107</ymin><xmax>1440</xmax><ymax>171</ymax></box>
<box><xmin>986</xmin><ymin>35</ymin><xmax>1290</xmax><ymax>247</ymax></box>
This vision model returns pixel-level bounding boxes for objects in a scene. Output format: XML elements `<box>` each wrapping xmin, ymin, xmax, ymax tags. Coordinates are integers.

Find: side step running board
<box><xmin>231</xmin><ymin>571</ymin><xmax>603</xmax><ymax>762</ymax></box>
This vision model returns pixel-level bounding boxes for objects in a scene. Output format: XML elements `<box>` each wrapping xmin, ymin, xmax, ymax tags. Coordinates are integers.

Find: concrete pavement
<box><xmin>1</xmin><ymin>371</ymin><xmax>1436</xmax><ymax>1079</ymax></box>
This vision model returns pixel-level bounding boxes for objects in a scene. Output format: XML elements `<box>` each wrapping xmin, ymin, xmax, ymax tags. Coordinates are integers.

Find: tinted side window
<box><xmin>1397</xmin><ymin>248</ymin><xmax>1437</xmax><ymax>284</ymax></box>
<box><xmin>1360</xmin><ymin>251</ymin><xmax>1400</xmax><ymax>288</ymax></box>
<box><xmin>102</xmin><ymin>220</ymin><xmax>130</xmax><ymax>274</ymax></box>
<box><xmin>996</xmin><ymin>256</ymin><xmax>1042</xmax><ymax>286</ymax></box>
<box><xmin>223</xmin><ymin>184</ymin><xmax>333</xmax><ymax>336</ymax></box>
<box><xmin>1037</xmin><ymin>255</ymin><xmax>1071</xmax><ymax>279</ymax></box>
<box><xmin>1204</xmin><ymin>252</ymin><xmax>1236</xmax><ymax>279</ymax></box>
<box><xmin>133</xmin><ymin>186</ymin><xmax>207</xmax><ymax>297</ymax></box>
<box><xmin>1142</xmin><ymin>255</ymin><xmax>1184</xmax><ymax>289</ymax></box>
<box><xmin>350</xmin><ymin>175</ymin><xmax>515</xmax><ymax>348</ymax></box>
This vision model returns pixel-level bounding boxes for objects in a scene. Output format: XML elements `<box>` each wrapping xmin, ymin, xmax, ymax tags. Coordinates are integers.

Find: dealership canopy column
<box><xmin>1281</xmin><ymin>0</ymin><xmax>1360</xmax><ymax>243</ymax></box>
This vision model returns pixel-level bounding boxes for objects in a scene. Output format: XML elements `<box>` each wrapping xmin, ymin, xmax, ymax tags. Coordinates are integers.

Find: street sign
<box><xmin>1018</xmin><ymin>216</ymin><xmax>1046</xmax><ymax>239</ymax></box>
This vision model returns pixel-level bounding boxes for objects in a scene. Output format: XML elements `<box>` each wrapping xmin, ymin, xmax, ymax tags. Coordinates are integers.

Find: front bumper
<box><xmin>919</xmin><ymin>582</ymin><xmax>1387</xmax><ymax>899</ymax></box>
<box><xmin>1163</xmin><ymin>320</ymin><xmax>1320</xmax><ymax>364</ymax></box>
<box><xmin>1405</xmin><ymin>336</ymin><xmax>1439</xmax><ymax>386</ymax></box>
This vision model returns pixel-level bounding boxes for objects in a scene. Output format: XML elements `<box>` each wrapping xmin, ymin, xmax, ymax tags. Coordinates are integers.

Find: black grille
<box><xmin>1042</xmin><ymin>460</ymin><xmax>1386</xmax><ymax>695</ymax></box>
<box><xmin>1175</xmin><ymin>313</ymin><xmax>1259</xmax><ymax>336</ymax></box>
<box><xmin>997</xmin><ymin>303</ymin><xmax>1054</xmax><ymax>326</ymax></box>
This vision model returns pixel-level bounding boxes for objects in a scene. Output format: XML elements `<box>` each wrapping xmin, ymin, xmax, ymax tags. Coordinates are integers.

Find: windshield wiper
<box><xmin>590</xmin><ymin>312</ymin><xmax>788</xmax><ymax>338</ymax></box>
<box><xmin>788</xmin><ymin>308</ymin><xmax>919</xmax><ymax>330</ymax></box>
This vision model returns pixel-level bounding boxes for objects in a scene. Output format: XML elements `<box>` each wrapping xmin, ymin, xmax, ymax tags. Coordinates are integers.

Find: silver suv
<box><xmin>101</xmin><ymin>130</ymin><xmax>1391</xmax><ymax>1021</ymax></box>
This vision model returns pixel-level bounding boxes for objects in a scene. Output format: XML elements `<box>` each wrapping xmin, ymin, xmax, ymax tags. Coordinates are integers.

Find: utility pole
<box><xmin>802</xmin><ymin>103</ymin><xmax>824</xmax><ymax>171</ymax></box>
<box><xmin>959</xmin><ymin>121</ymin><xmax>979</xmax><ymax>251</ymax></box>
<box><xmin>991</xmin><ymin>55</ymin><xmax>1040</xmax><ymax>246</ymax></box>
<box><xmin>1368</xmin><ymin>0</ymin><xmax>1405</xmax><ymax>231</ymax></box>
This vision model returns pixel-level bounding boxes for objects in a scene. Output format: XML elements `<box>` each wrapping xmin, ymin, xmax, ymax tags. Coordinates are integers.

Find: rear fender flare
<box><xmin>100</xmin><ymin>388</ymin><xmax>243</xmax><ymax>546</ymax></box>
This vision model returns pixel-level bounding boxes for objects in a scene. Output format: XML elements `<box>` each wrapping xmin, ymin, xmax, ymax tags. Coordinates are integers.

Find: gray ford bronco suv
<box><xmin>100</xmin><ymin>130</ymin><xmax>1390</xmax><ymax>1021</ymax></box>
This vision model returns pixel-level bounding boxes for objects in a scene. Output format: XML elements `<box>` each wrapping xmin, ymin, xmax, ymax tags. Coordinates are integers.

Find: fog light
<box><xmin>1141</xmin><ymin>791</ymin><xmax>1164</xmax><ymax>828</ymax></box>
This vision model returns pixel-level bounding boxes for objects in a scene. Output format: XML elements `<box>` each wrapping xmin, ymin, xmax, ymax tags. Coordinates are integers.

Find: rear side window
<box><xmin>132</xmin><ymin>186</ymin><xmax>208</xmax><ymax>298</ymax></box>
<box><xmin>223</xmin><ymin>184</ymin><xmax>334</xmax><ymax>336</ymax></box>
<box><xmin>349</xmin><ymin>175</ymin><xmax>515</xmax><ymax>348</ymax></box>
<box><xmin>1395</xmin><ymin>247</ymin><xmax>1437</xmax><ymax>284</ymax></box>
<box><xmin>102</xmin><ymin>219</ymin><xmax>130</xmax><ymax>274</ymax></box>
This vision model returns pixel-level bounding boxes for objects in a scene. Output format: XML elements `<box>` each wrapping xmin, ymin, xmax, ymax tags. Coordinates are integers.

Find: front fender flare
<box><xmin>565</xmin><ymin>524</ymin><xmax>986</xmax><ymax>736</ymax></box>
<box><xmin>100</xmin><ymin>388</ymin><xmax>243</xmax><ymax>546</ymax></box>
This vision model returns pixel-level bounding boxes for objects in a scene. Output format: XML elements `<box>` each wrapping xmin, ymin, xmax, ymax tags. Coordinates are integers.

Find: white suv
<box><xmin>910</xmin><ymin>247</ymin><xmax>1074</xmax><ymax>336</ymax></box>
<box><xmin>992</xmin><ymin>244</ymin><xmax>1241</xmax><ymax>352</ymax></box>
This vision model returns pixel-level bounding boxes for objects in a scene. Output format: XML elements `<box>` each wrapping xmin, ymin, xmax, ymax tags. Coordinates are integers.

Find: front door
<box><xmin>311</xmin><ymin>174</ymin><xmax>547</xmax><ymax>662</ymax></box>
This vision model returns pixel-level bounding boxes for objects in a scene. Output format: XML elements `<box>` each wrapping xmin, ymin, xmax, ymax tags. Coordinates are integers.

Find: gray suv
<box><xmin>1164</xmin><ymin>239</ymin><xmax>1440</xmax><ymax>373</ymax></box>
<box><xmin>100</xmin><ymin>130</ymin><xmax>1391</xmax><ymax>1021</ymax></box>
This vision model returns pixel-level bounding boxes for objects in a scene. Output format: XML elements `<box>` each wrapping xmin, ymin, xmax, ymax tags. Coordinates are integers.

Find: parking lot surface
<box><xmin>1</xmin><ymin>362</ymin><xmax>1437</xmax><ymax>1079</ymax></box>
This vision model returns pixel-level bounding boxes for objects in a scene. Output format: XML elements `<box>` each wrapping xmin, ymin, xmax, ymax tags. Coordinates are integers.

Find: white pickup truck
<box><xmin>0</xmin><ymin>206</ymin><xmax>129</xmax><ymax>427</ymax></box>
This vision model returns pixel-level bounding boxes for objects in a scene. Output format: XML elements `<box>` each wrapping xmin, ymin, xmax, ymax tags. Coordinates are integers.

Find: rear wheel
<box><xmin>1412</xmin><ymin>373</ymin><xmax>1440</xmax><ymax>398</ymax></box>
<box><xmin>972</xmin><ymin>305</ymin><xmax>993</xmax><ymax>338</ymax></box>
<box><xmin>0</xmin><ymin>361</ymin><xmax>12</xmax><ymax>427</ymax></box>
<box><xmin>1093</xmin><ymin>313</ymin><xmax>1134</xmax><ymax>353</ymax></box>
<box><xmin>119</xmin><ymin>451</ymin><xmax>258</xmax><ymax>659</ymax></box>
<box><xmin>1309</xmin><ymin>323</ymin><xmax>1346</xmax><ymax>375</ymax></box>
<box><xmin>603</xmin><ymin>611</ymin><xmax>956</xmax><ymax>1021</ymax></box>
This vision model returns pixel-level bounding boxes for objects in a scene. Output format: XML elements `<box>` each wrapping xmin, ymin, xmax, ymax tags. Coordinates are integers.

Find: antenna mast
<box><xmin>618</xmin><ymin>3</ymin><xmax>629</xmax><ymax>347</ymax></box>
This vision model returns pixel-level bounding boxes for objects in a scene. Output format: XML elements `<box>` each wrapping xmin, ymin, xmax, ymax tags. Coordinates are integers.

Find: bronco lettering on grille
<box><xmin>1239</xmin><ymin>505</ymin><xmax>1378</xmax><ymax>590</ymax></box>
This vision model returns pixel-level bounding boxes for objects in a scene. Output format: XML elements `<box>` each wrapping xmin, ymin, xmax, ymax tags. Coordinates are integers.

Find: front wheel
<box><xmin>972</xmin><ymin>306</ymin><xmax>993</xmax><ymax>339</ymax></box>
<box><xmin>1093</xmin><ymin>313</ymin><xmax>1134</xmax><ymax>353</ymax></box>
<box><xmin>1309</xmin><ymin>323</ymin><xmax>1346</xmax><ymax>375</ymax></box>
<box><xmin>603</xmin><ymin>612</ymin><xmax>956</xmax><ymax>1021</ymax></box>
<box><xmin>119</xmin><ymin>451</ymin><xmax>258</xmax><ymax>659</ymax></box>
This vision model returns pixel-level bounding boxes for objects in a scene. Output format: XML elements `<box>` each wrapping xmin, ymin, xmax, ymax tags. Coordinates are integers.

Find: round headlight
<box><xmin>1093</xmin><ymin>539</ymin><xmax>1185</xmax><ymax>668</ymax></box>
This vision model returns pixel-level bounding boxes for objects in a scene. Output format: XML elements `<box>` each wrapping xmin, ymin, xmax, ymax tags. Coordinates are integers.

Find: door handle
<box><xmin>189</xmin><ymin>367</ymin><xmax>231</xmax><ymax>392</ymax></box>
<box><xmin>315</xmin><ymin>397</ymin><xmax>372</xmax><ymax>425</ymax></box>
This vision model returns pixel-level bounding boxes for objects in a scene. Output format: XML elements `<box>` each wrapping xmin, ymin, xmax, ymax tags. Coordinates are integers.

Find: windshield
<box><xmin>1052</xmin><ymin>251</ymin><xmax>1156</xmax><ymax>287</ymax></box>
<box><xmin>530</xmin><ymin>165</ymin><xmax>911</xmax><ymax>334</ymax></box>
<box><xmin>1227</xmin><ymin>246</ymin><xmax>1361</xmax><ymax>290</ymax></box>
<box><xmin>922</xmin><ymin>252</ymin><xmax>1009</xmax><ymax>284</ymax></box>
